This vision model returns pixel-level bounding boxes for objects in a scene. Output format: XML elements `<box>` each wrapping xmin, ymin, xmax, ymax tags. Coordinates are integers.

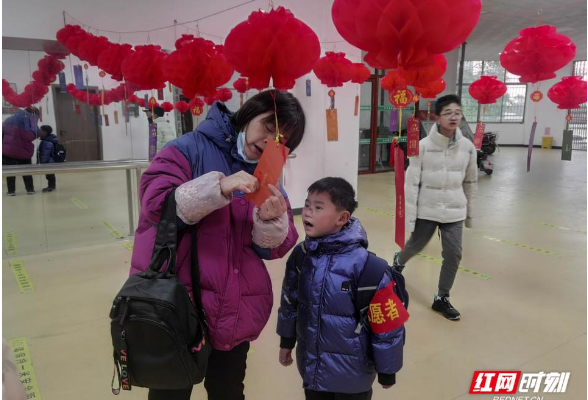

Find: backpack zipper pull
<box><xmin>119</xmin><ymin>297</ymin><xmax>130</xmax><ymax>326</ymax></box>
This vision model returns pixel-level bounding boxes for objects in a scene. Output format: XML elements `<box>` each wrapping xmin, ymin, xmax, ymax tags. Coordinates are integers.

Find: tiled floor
<box><xmin>2</xmin><ymin>148</ymin><xmax>586</xmax><ymax>399</ymax></box>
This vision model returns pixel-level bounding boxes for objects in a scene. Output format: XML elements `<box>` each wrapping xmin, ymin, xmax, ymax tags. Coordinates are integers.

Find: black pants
<box><xmin>3</xmin><ymin>156</ymin><xmax>34</xmax><ymax>193</ymax></box>
<box><xmin>305</xmin><ymin>389</ymin><xmax>373</xmax><ymax>400</ymax></box>
<box><xmin>148</xmin><ymin>341</ymin><xmax>250</xmax><ymax>400</ymax></box>
<box><xmin>46</xmin><ymin>174</ymin><xmax>56</xmax><ymax>188</ymax></box>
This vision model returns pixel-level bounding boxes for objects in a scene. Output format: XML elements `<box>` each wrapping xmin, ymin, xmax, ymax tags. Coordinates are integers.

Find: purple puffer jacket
<box><xmin>130</xmin><ymin>102</ymin><xmax>299</xmax><ymax>351</ymax></box>
<box><xmin>2</xmin><ymin>110</ymin><xmax>37</xmax><ymax>160</ymax></box>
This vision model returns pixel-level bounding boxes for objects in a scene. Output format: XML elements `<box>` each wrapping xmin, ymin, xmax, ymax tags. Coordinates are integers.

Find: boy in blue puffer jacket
<box><xmin>277</xmin><ymin>177</ymin><xmax>407</xmax><ymax>400</ymax></box>
<box><xmin>38</xmin><ymin>125</ymin><xmax>58</xmax><ymax>192</ymax></box>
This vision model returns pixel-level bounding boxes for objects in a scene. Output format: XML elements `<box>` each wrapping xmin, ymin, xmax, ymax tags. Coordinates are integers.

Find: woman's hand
<box><xmin>220</xmin><ymin>171</ymin><xmax>259</xmax><ymax>197</ymax></box>
<box><xmin>258</xmin><ymin>184</ymin><xmax>287</xmax><ymax>221</ymax></box>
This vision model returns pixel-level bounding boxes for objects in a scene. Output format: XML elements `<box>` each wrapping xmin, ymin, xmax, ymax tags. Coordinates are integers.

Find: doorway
<box><xmin>52</xmin><ymin>86</ymin><xmax>102</xmax><ymax>161</ymax></box>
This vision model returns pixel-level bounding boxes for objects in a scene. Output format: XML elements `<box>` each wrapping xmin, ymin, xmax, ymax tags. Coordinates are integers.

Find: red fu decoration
<box><xmin>547</xmin><ymin>76</ymin><xmax>587</xmax><ymax>110</ymax></box>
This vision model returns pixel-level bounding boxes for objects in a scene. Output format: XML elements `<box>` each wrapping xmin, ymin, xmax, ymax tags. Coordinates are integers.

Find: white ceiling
<box><xmin>3</xmin><ymin>0</ymin><xmax>587</xmax><ymax>62</ymax></box>
<box><xmin>464</xmin><ymin>0</ymin><xmax>587</xmax><ymax>61</ymax></box>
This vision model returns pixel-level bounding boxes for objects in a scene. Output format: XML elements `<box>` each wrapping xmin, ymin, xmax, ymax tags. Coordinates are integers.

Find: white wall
<box><xmin>467</xmin><ymin>63</ymin><xmax>576</xmax><ymax>147</ymax></box>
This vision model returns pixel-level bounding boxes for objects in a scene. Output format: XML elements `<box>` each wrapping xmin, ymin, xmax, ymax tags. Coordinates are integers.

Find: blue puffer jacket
<box><xmin>277</xmin><ymin>218</ymin><xmax>405</xmax><ymax>393</ymax></box>
<box><xmin>38</xmin><ymin>134</ymin><xmax>59</xmax><ymax>163</ymax></box>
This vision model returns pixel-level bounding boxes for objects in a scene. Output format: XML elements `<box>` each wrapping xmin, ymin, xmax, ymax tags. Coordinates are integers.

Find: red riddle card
<box><xmin>245</xmin><ymin>142</ymin><xmax>290</xmax><ymax>207</ymax></box>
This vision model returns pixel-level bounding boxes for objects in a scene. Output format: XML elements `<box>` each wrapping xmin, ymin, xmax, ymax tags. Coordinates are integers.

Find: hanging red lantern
<box><xmin>38</xmin><ymin>56</ymin><xmax>65</xmax><ymax>76</ymax></box>
<box><xmin>160</xmin><ymin>102</ymin><xmax>175</xmax><ymax>113</ymax></box>
<box><xmin>128</xmin><ymin>94</ymin><xmax>139</xmax><ymax>103</ymax></box>
<box><xmin>398</xmin><ymin>54</ymin><xmax>447</xmax><ymax>87</ymax></box>
<box><xmin>313</xmin><ymin>52</ymin><xmax>353</xmax><ymax>88</ymax></box>
<box><xmin>500</xmin><ymin>25</ymin><xmax>576</xmax><ymax>84</ymax></box>
<box><xmin>332</xmin><ymin>0</ymin><xmax>482</xmax><ymax>69</ymax></box>
<box><xmin>349</xmin><ymin>63</ymin><xmax>371</xmax><ymax>84</ymax></box>
<box><xmin>97</xmin><ymin>43</ymin><xmax>133</xmax><ymax>81</ymax></box>
<box><xmin>204</xmin><ymin>93</ymin><xmax>217</xmax><ymax>106</ymax></box>
<box><xmin>233</xmin><ymin>77</ymin><xmax>249</xmax><ymax>93</ymax></box>
<box><xmin>56</xmin><ymin>25</ymin><xmax>85</xmax><ymax>47</ymax></box>
<box><xmin>547</xmin><ymin>76</ymin><xmax>587</xmax><ymax>110</ymax></box>
<box><xmin>215</xmin><ymin>88</ymin><xmax>233</xmax><ymax>103</ymax></box>
<box><xmin>188</xmin><ymin>97</ymin><xmax>205</xmax><ymax>109</ymax></box>
<box><xmin>468</xmin><ymin>76</ymin><xmax>507</xmax><ymax>104</ymax></box>
<box><xmin>175</xmin><ymin>34</ymin><xmax>196</xmax><ymax>50</ymax></box>
<box><xmin>415</xmin><ymin>78</ymin><xmax>446</xmax><ymax>99</ymax></box>
<box><xmin>122</xmin><ymin>45</ymin><xmax>168</xmax><ymax>90</ymax></box>
<box><xmin>163</xmin><ymin>37</ymin><xmax>233</xmax><ymax>99</ymax></box>
<box><xmin>137</xmin><ymin>98</ymin><xmax>146</xmax><ymax>108</ymax></box>
<box><xmin>530</xmin><ymin>90</ymin><xmax>544</xmax><ymax>102</ymax></box>
<box><xmin>175</xmin><ymin>101</ymin><xmax>190</xmax><ymax>114</ymax></box>
<box><xmin>380</xmin><ymin>70</ymin><xmax>407</xmax><ymax>92</ymax></box>
<box><xmin>78</xmin><ymin>35</ymin><xmax>111</xmax><ymax>67</ymax></box>
<box><xmin>224</xmin><ymin>6</ymin><xmax>320</xmax><ymax>90</ymax></box>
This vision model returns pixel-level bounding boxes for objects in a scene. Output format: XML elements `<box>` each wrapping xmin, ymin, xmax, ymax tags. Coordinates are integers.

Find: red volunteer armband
<box><xmin>367</xmin><ymin>281</ymin><xmax>409</xmax><ymax>334</ymax></box>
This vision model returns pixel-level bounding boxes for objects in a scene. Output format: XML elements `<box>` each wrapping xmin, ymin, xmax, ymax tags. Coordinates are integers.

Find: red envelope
<box><xmin>245</xmin><ymin>142</ymin><xmax>290</xmax><ymax>207</ymax></box>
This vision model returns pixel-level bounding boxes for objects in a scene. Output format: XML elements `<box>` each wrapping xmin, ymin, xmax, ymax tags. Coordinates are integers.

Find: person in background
<box><xmin>38</xmin><ymin>125</ymin><xmax>58</xmax><ymax>192</ymax></box>
<box><xmin>145</xmin><ymin>106</ymin><xmax>177</xmax><ymax>152</ymax></box>
<box><xmin>2</xmin><ymin>108</ymin><xmax>38</xmax><ymax>196</ymax></box>
<box><xmin>393</xmin><ymin>94</ymin><xmax>477</xmax><ymax>321</ymax></box>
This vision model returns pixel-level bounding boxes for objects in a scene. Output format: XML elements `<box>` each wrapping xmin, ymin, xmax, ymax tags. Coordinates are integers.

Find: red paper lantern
<box><xmin>175</xmin><ymin>34</ymin><xmax>196</xmax><ymax>50</ymax></box>
<box><xmin>468</xmin><ymin>76</ymin><xmax>507</xmax><ymax>104</ymax></box>
<box><xmin>233</xmin><ymin>77</ymin><xmax>249</xmax><ymax>93</ymax></box>
<box><xmin>313</xmin><ymin>52</ymin><xmax>353</xmax><ymax>88</ymax></box>
<box><xmin>161</xmin><ymin>102</ymin><xmax>174</xmax><ymax>113</ymax></box>
<box><xmin>65</xmin><ymin>30</ymin><xmax>89</xmax><ymax>58</ymax></box>
<box><xmin>128</xmin><ymin>94</ymin><xmax>139</xmax><ymax>103</ymax></box>
<box><xmin>175</xmin><ymin>101</ymin><xmax>190</xmax><ymax>113</ymax></box>
<box><xmin>398</xmin><ymin>54</ymin><xmax>447</xmax><ymax>87</ymax></box>
<box><xmin>332</xmin><ymin>0</ymin><xmax>482</xmax><ymax>69</ymax></box>
<box><xmin>224</xmin><ymin>6</ymin><xmax>320</xmax><ymax>90</ymax></box>
<box><xmin>415</xmin><ymin>78</ymin><xmax>446</xmax><ymax>99</ymax></box>
<box><xmin>189</xmin><ymin>97</ymin><xmax>205</xmax><ymax>109</ymax></box>
<box><xmin>97</xmin><ymin>43</ymin><xmax>133</xmax><ymax>81</ymax></box>
<box><xmin>204</xmin><ymin>93</ymin><xmax>217</xmax><ymax>106</ymax></box>
<box><xmin>137</xmin><ymin>98</ymin><xmax>146</xmax><ymax>108</ymax></box>
<box><xmin>78</xmin><ymin>35</ymin><xmax>111</xmax><ymax>67</ymax></box>
<box><xmin>500</xmin><ymin>25</ymin><xmax>576</xmax><ymax>84</ymax></box>
<box><xmin>163</xmin><ymin>37</ymin><xmax>233</xmax><ymax>99</ymax></box>
<box><xmin>215</xmin><ymin>88</ymin><xmax>233</xmax><ymax>103</ymax></box>
<box><xmin>349</xmin><ymin>63</ymin><xmax>371</xmax><ymax>84</ymax></box>
<box><xmin>38</xmin><ymin>56</ymin><xmax>65</xmax><ymax>76</ymax></box>
<box><xmin>380</xmin><ymin>70</ymin><xmax>407</xmax><ymax>91</ymax></box>
<box><xmin>32</xmin><ymin>71</ymin><xmax>55</xmax><ymax>86</ymax></box>
<box><xmin>122</xmin><ymin>45</ymin><xmax>168</xmax><ymax>90</ymax></box>
<box><xmin>56</xmin><ymin>25</ymin><xmax>85</xmax><ymax>47</ymax></box>
<box><xmin>547</xmin><ymin>76</ymin><xmax>587</xmax><ymax>109</ymax></box>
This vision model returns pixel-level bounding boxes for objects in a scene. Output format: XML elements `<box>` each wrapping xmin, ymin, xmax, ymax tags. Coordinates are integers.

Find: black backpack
<box><xmin>110</xmin><ymin>190</ymin><xmax>211</xmax><ymax>393</ymax></box>
<box><xmin>53</xmin><ymin>143</ymin><xmax>66</xmax><ymax>162</ymax></box>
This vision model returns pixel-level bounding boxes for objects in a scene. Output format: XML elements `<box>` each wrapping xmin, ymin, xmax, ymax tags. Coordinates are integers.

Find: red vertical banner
<box><xmin>394</xmin><ymin>145</ymin><xmax>405</xmax><ymax>250</ymax></box>
<box><xmin>406</xmin><ymin>117</ymin><xmax>420</xmax><ymax>157</ymax></box>
<box><xmin>354</xmin><ymin>95</ymin><xmax>359</xmax><ymax>116</ymax></box>
<box><xmin>157</xmin><ymin>89</ymin><xmax>164</xmax><ymax>100</ymax></box>
<box><xmin>474</xmin><ymin>122</ymin><xmax>485</xmax><ymax>150</ymax></box>
<box><xmin>104</xmin><ymin>114</ymin><xmax>110</xmax><ymax>126</ymax></box>
<box><xmin>38</xmin><ymin>106</ymin><xmax>43</xmax><ymax>122</ymax></box>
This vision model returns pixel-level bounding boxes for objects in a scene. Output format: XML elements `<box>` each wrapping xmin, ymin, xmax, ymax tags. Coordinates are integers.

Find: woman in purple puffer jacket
<box><xmin>131</xmin><ymin>90</ymin><xmax>305</xmax><ymax>400</ymax></box>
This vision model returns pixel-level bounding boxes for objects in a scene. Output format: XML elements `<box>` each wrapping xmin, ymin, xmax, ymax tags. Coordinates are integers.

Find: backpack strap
<box><xmin>354</xmin><ymin>252</ymin><xmax>389</xmax><ymax>334</ymax></box>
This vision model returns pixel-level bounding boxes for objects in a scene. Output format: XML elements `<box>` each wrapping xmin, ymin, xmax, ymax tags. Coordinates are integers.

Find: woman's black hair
<box><xmin>230</xmin><ymin>90</ymin><xmax>306</xmax><ymax>151</ymax></box>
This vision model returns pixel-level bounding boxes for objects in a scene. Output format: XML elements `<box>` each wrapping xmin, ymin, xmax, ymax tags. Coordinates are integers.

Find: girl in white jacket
<box><xmin>393</xmin><ymin>94</ymin><xmax>477</xmax><ymax>321</ymax></box>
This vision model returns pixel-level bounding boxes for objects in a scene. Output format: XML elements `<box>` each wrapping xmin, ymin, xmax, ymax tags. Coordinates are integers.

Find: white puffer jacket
<box><xmin>405</xmin><ymin>123</ymin><xmax>477</xmax><ymax>232</ymax></box>
<box><xmin>155</xmin><ymin>117</ymin><xmax>177</xmax><ymax>152</ymax></box>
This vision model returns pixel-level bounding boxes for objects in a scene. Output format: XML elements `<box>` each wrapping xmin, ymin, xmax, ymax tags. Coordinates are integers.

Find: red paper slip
<box><xmin>394</xmin><ymin>146</ymin><xmax>405</xmax><ymax>250</ymax></box>
<box><xmin>245</xmin><ymin>142</ymin><xmax>290</xmax><ymax>207</ymax></box>
<box><xmin>406</xmin><ymin>117</ymin><xmax>420</xmax><ymax>157</ymax></box>
<box><xmin>474</xmin><ymin>122</ymin><xmax>485</xmax><ymax>150</ymax></box>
